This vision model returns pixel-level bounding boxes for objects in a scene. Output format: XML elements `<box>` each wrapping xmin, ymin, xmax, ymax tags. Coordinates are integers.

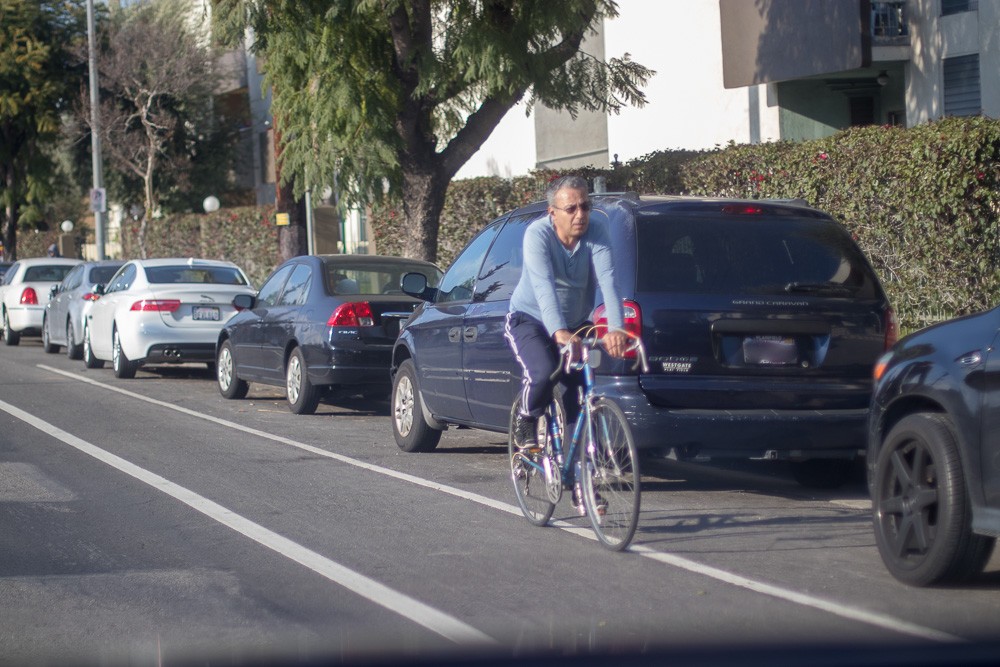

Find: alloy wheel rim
<box><xmin>879</xmin><ymin>439</ymin><xmax>939</xmax><ymax>562</ymax></box>
<box><xmin>113</xmin><ymin>331</ymin><xmax>121</xmax><ymax>369</ymax></box>
<box><xmin>394</xmin><ymin>376</ymin><xmax>414</xmax><ymax>436</ymax></box>
<box><xmin>219</xmin><ymin>348</ymin><xmax>233</xmax><ymax>388</ymax></box>
<box><xmin>287</xmin><ymin>356</ymin><xmax>301</xmax><ymax>403</ymax></box>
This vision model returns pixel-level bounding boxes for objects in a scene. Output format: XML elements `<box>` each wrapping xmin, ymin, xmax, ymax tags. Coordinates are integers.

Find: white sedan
<box><xmin>84</xmin><ymin>258</ymin><xmax>255</xmax><ymax>378</ymax></box>
<box><xmin>0</xmin><ymin>257</ymin><xmax>82</xmax><ymax>345</ymax></box>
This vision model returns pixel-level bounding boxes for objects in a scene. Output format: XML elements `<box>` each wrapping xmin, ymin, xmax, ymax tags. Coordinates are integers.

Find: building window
<box><xmin>941</xmin><ymin>0</ymin><xmax>978</xmax><ymax>16</ymax></box>
<box><xmin>872</xmin><ymin>2</ymin><xmax>907</xmax><ymax>37</ymax></box>
<box><xmin>943</xmin><ymin>54</ymin><xmax>981</xmax><ymax>117</ymax></box>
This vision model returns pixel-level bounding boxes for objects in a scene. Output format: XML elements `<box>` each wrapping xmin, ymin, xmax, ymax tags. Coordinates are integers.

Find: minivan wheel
<box><xmin>391</xmin><ymin>359</ymin><xmax>442</xmax><ymax>453</ymax></box>
<box><xmin>873</xmin><ymin>413</ymin><xmax>995</xmax><ymax>586</ymax></box>
<box><xmin>217</xmin><ymin>340</ymin><xmax>249</xmax><ymax>400</ymax></box>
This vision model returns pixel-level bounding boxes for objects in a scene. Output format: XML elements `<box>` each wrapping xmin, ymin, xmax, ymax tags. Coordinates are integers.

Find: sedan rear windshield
<box><xmin>145</xmin><ymin>265</ymin><xmax>248</xmax><ymax>285</ymax></box>
<box><xmin>636</xmin><ymin>215</ymin><xmax>881</xmax><ymax>299</ymax></box>
<box><xmin>24</xmin><ymin>265</ymin><xmax>75</xmax><ymax>282</ymax></box>
<box><xmin>324</xmin><ymin>262</ymin><xmax>442</xmax><ymax>296</ymax></box>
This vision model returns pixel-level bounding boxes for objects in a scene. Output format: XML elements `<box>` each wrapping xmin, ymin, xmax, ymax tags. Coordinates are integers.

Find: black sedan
<box><xmin>868</xmin><ymin>309</ymin><xmax>999</xmax><ymax>586</ymax></box>
<box><xmin>216</xmin><ymin>254</ymin><xmax>441</xmax><ymax>414</ymax></box>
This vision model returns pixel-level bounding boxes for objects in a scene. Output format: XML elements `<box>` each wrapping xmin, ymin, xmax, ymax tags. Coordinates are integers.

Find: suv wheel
<box><xmin>872</xmin><ymin>413</ymin><xmax>995</xmax><ymax>586</ymax></box>
<box><xmin>391</xmin><ymin>359</ymin><xmax>442</xmax><ymax>452</ymax></box>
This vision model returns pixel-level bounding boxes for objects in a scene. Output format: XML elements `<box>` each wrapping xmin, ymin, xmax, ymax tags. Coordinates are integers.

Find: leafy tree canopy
<box><xmin>214</xmin><ymin>0</ymin><xmax>652</xmax><ymax>260</ymax></box>
<box><xmin>0</xmin><ymin>0</ymin><xmax>87</xmax><ymax>259</ymax></box>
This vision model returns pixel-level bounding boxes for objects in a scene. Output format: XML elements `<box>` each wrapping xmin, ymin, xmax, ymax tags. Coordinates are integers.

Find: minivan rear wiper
<box><xmin>784</xmin><ymin>281</ymin><xmax>857</xmax><ymax>296</ymax></box>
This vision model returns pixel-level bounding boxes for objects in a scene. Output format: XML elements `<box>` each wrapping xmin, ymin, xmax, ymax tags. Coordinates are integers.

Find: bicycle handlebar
<box><xmin>550</xmin><ymin>329</ymin><xmax>650</xmax><ymax>381</ymax></box>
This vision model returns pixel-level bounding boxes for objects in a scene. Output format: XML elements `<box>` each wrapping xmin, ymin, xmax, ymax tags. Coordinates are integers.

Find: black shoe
<box><xmin>513</xmin><ymin>412</ymin><xmax>538</xmax><ymax>450</ymax></box>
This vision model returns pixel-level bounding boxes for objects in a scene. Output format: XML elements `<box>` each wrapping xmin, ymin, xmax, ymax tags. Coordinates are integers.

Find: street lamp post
<box><xmin>86</xmin><ymin>0</ymin><xmax>106</xmax><ymax>260</ymax></box>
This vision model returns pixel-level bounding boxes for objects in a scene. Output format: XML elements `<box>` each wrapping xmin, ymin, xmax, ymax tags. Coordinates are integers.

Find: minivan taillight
<box><xmin>328</xmin><ymin>302</ymin><xmax>374</xmax><ymax>327</ymax></box>
<box><xmin>593</xmin><ymin>300</ymin><xmax>642</xmax><ymax>359</ymax></box>
<box><xmin>19</xmin><ymin>288</ymin><xmax>38</xmax><ymax>305</ymax></box>
<box><xmin>884</xmin><ymin>307</ymin><xmax>898</xmax><ymax>350</ymax></box>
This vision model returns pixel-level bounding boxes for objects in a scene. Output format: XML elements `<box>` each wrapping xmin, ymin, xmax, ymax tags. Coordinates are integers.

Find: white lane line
<box><xmin>38</xmin><ymin>365</ymin><xmax>964</xmax><ymax>643</ymax></box>
<box><xmin>0</xmin><ymin>396</ymin><xmax>496</xmax><ymax>647</ymax></box>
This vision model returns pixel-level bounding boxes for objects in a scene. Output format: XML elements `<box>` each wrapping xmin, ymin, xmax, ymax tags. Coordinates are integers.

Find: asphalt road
<box><xmin>1</xmin><ymin>339</ymin><xmax>999</xmax><ymax>666</ymax></box>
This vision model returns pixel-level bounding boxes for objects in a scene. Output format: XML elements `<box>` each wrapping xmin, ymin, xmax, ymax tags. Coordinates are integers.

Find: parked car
<box><xmin>868</xmin><ymin>310</ymin><xmax>999</xmax><ymax>586</ymax></box>
<box><xmin>216</xmin><ymin>254</ymin><xmax>442</xmax><ymax>415</ymax></box>
<box><xmin>390</xmin><ymin>194</ymin><xmax>897</xmax><ymax>488</ymax></box>
<box><xmin>0</xmin><ymin>257</ymin><xmax>83</xmax><ymax>345</ymax></box>
<box><xmin>83</xmin><ymin>258</ymin><xmax>255</xmax><ymax>378</ymax></box>
<box><xmin>42</xmin><ymin>260</ymin><xmax>125</xmax><ymax>359</ymax></box>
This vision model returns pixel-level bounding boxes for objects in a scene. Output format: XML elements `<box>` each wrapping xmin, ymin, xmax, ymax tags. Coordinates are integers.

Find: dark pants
<box><xmin>504</xmin><ymin>311</ymin><xmax>585</xmax><ymax>426</ymax></box>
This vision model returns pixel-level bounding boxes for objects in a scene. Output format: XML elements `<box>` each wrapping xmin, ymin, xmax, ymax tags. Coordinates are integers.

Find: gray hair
<box><xmin>545</xmin><ymin>175</ymin><xmax>589</xmax><ymax>206</ymax></box>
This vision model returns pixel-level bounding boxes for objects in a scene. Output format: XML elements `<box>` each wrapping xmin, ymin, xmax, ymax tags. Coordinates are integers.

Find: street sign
<box><xmin>276</xmin><ymin>213</ymin><xmax>290</xmax><ymax>226</ymax></box>
<box><xmin>89</xmin><ymin>188</ymin><xmax>106</xmax><ymax>213</ymax></box>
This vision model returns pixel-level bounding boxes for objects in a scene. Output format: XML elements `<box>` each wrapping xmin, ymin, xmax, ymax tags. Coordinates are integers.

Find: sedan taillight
<box><xmin>593</xmin><ymin>300</ymin><xmax>643</xmax><ymax>359</ymax></box>
<box><xmin>328</xmin><ymin>302</ymin><xmax>374</xmax><ymax>327</ymax></box>
<box><xmin>130</xmin><ymin>299</ymin><xmax>181</xmax><ymax>312</ymax></box>
<box><xmin>20</xmin><ymin>288</ymin><xmax>38</xmax><ymax>305</ymax></box>
<box><xmin>83</xmin><ymin>292</ymin><xmax>100</xmax><ymax>301</ymax></box>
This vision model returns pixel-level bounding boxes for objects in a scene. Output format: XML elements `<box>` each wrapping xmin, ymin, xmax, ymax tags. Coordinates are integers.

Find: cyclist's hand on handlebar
<box><xmin>553</xmin><ymin>329</ymin><xmax>582</xmax><ymax>363</ymax></box>
<box><xmin>602</xmin><ymin>330</ymin><xmax>629</xmax><ymax>359</ymax></box>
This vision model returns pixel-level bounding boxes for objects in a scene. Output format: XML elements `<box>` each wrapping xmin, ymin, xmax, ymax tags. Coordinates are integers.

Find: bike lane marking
<box><xmin>0</xmin><ymin>395</ymin><xmax>496</xmax><ymax>647</ymax></box>
<box><xmin>38</xmin><ymin>365</ymin><xmax>962</xmax><ymax>644</ymax></box>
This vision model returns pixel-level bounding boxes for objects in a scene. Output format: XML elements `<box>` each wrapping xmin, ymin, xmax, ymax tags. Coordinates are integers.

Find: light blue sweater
<box><xmin>509</xmin><ymin>213</ymin><xmax>625</xmax><ymax>335</ymax></box>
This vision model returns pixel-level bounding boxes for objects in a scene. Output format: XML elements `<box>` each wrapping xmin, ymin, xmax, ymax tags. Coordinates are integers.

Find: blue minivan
<box><xmin>390</xmin><ymin>194</ymin><xmax>896</xmax><ymax>488</ymax></box>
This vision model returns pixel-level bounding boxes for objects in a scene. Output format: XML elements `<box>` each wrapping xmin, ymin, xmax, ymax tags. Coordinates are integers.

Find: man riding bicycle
<box><xmin>504</xmin><ymin>175</ymin><xmax>629</xmax><ymax>515</ymax></box>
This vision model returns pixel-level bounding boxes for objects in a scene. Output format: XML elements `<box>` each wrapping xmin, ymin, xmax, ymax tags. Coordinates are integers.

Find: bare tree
<box><xmin>84</xmin><ymin>0</ymin><xmax>216</xmax><ymax>257</ymax></box>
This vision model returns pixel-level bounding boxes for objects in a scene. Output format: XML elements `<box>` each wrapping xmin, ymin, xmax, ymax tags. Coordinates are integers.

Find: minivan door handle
<box><xmin>463</xmin><ymin>326</ymin><xmax>478</xmax><ymax>342</ymax></box>
<box><xmin>448</xmin><ymin>327</ymin><xmax>461</xmax><ymax>343</ymax></box>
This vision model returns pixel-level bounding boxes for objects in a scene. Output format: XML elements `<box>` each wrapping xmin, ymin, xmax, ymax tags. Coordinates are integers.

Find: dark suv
<box><xmin>390</xmin><ymin>194</ymin><xmax>896</xmax><ymax>488</ymax></box>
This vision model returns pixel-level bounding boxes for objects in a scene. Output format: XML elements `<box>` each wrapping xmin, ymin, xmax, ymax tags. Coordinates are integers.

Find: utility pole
<box><xmin>86</xmin><ymin>0</ymin><xmax>106</xmax><ymax>260</ymax></box>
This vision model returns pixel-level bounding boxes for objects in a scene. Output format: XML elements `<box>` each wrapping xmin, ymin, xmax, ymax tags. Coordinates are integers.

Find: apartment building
<box><xmin>463</xmin><ymin>0</ymin><xmax>999</xmax><ymax>177</ymax></box>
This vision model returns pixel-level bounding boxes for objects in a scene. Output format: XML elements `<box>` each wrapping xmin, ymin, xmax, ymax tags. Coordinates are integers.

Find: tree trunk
<box><xmin>2</xmin><ymin>201</ymin><xmax>17</xmax><ymax>263</ymax></box>
<box><xmin>400</xmin><ymin>168</ymin><xmax>447</xmax><ymax>263</ymax></box>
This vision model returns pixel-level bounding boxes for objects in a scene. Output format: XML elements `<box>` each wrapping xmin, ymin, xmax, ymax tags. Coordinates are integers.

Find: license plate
<box><xmin>192</xmin><ymin>306</ymin><xmax>220</xmax><ymax>321</ymax></box>
<box><xmin>743</xmin><ymin>335</ymin><xmax>797</xmax><ymax>366</ymax></box>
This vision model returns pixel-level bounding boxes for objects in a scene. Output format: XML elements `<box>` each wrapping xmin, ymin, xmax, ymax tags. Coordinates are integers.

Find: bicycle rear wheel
<box><xmin>508</xmin><ymin>396</ymin><xmax>557</xmax><ymax>526</ymax></box>
<box><xmin>582</xmin><ymin>398</ymin><xmax>641</xmax><ymax>550</ymax></box>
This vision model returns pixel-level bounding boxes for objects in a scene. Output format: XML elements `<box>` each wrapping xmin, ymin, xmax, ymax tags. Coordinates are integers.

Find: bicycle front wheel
<box><xmin>508</xmin><ymin>397</ymin><xmax>556</xmax><ymax>526</ymax></box>
<box><xmin>582</xmin><ymin>398</ymin><xmax>641</xmax><ymax>550</ymax></box>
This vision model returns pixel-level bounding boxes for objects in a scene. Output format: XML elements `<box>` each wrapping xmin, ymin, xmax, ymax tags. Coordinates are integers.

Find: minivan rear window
<box><xmin>635</xmin><ymin>216</ymin><xmax>880</xmax><ymax>299</ymax></box>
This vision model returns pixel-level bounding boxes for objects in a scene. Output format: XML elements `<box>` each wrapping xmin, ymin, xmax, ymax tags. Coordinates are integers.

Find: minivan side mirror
<box><xmin>233</xmin><ymin>293</ymin><xmax>256</xmax><ymax>311</ymax></box>
<box><xmin>49</xmin><ymin>284</ymin><xmax>59</xmax><ymax>298</ymax></box>
<box><xmin>401</xmin><ymin>272</ymin><xmax>434</xmax><ymax>300</ymax></box>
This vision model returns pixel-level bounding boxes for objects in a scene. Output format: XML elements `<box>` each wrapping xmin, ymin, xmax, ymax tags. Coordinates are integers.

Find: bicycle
<box><xmin>507</xmin><ymin>328</ymin><xmax>649</xmax><ymax>551</ymax></box>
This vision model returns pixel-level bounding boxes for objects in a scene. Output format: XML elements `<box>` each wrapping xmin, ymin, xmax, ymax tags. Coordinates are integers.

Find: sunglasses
<box><xmin>551</xmin><ymin>201</ymin><xmax>592</xmax><ymax>215</ymax></box>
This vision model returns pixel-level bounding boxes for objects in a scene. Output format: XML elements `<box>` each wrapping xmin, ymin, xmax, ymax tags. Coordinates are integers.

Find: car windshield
<box><xmin>23</xmin><ymin>265</ymin><xmax>75</xmax><ymax>282</ymax></box>
<box><xmin>144</xmin><ymin>265</ymin><xmax>248</xmax><ymax>285</ymax></box>
<box><xmin>324</xmin><ymin>261</ymin><xmax>442</xmax><ymax>296</ymax></box>
<box><xmin>635</xmin><ymin>215</ymin><xmax>881</xmax><ymax>299</ymax></box>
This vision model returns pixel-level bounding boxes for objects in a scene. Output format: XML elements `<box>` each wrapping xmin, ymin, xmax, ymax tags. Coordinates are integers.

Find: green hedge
<box><xmin>23</xmin><ymin>117</ymin><xmax>998</xmax><ymax>335</ymax></box>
